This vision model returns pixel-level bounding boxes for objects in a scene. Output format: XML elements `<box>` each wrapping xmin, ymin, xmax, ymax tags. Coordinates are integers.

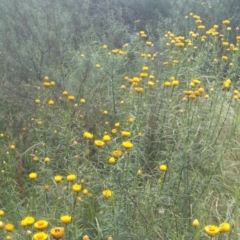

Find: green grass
<box><xmin>0</xmin><ymin>9</ymin><xmax>240</xmax><ymax>240</ymax></box>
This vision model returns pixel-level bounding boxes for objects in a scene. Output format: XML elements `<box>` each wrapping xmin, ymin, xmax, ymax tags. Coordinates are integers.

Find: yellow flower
<box><xmin>222</xmin><ymin>19</ymin><xmax>230</xmax><ymax>25</ymax></box>
<box><xmin>121</xmin><ymin>131</ymin><xmax>131</xmax><ymax>137</ymax></box>
<box><xmin>114</xmin><ymin>122</ymin><xmax>120</xmax><ymax>127</ymax></box>
<box><xmin>33</xmin><ymin>232</ymin><xmax>48</xmax><ymax>240</ymax></box>
<box><xmin>60</xmin><ymin>215</ymin><xmax>72</xmax><ymax>225</ymax></box>
<box><xmin>142</xmin><ymin>66</ymin><xmax>149</xmax><ymax>71</ymax></box>
<box><xmin>204</xmin><ymin>225</ymin><xmax>219</xmax><ymax>236</ymax></box>
<box><xmin>82</xmin><ymin>189</ymin><xmax>88</xmax><ymax>195</ymax></box>
<box><xmin>22</xmin><ymin>216</ymin><xmax>35</xmax><ymax>226</ymax></box>
<box><xmin>0</xmin><ymin>210</ymin><xmax>4</xmax><ymax>216</ymax></box>
<box><xmin>219</xmin><ymin>222</ymin><xmax>230</xmax><ymax>233</ymax></box>
<box><xmin>54</xmin><ymin>175</ymin><xmax>63</xmax><ymax>183</ymax></box>
<box><xmin>67</xmin><ymin>174</ymin><xmax>76</xmax><ymax>182</ymax></box>
<box><xmin>34</xmin><ymin>220</ymin><xmax>48</xmax><ymax>231</ymax></box>
<box><xmin>108</xmin><ymin>157</ymin><xmax>116</xmax><ymax>164</ymax></box>
<box><xmin>94</xmin><ymin>140</ymin><xmax>105</xmax><ymax>147</ymax></box>
<box><xmin>33</xmin><ymin>156</ymin><xmax>39</xmax><ymax>161</ymax></box>
<box><xmin>68</xmin><ymin>95</ymin><xmax>75</xmax><ymax>101</ymax></box>
<box><xmin>72</xmin><ymin>184</ymin><xmax>82</xmax><ymax>192</ymax></box>
<box><xmin>35</xmin><ymin>99</ymin><xmax>41</xmax><ymax>104</ymax></box>
<box><xmin>4</xmin><ymin>223</ymin><xmax>14</xmax><ymax>232</ymax></box>
<box><xmin>103</xmin><ymin>110</ymin><xmax>108</xmax><ymax>115</ymax></box>
<box><xmin>50</xmin><ymin>227</ymin><xmax>65</xmax><ymax>239</ymax></box>
<box><xmin>29</xmin><ymin>172</ymin><xmax>37</xmax><ymax>180</ymax></box>
<box><xmin>44</xmin><ymin>157</ymin><xmax>50</xmax><ymax>163</ymax></box>
<box><xmin>80</xmin><ymin>98</ymin><xmax>86</xmax><ymax>103</ymax></box>
<box><xmin>43</xmin><ymin>82</ymin><xmax>51</xmax><ymax>88</ymax></box>
<box><xmin>83</xmin><ymin>132</ymin><xmax>94</xmax><ymax>140</ymax></box>
<box><xmin>164</xmin><ymin>81</ymin><xmax>171</xmax><ymax>87</ymax></box>
<box><xmin>62</xmin><ymin>91</ymin><xmax>68</xmax><ymax>96</ymax></box>
<box><xmin>134</xmin><ymin>87</ymin><xmax>144</xmax><ymax>93</ymax></box>
<box><xmin>122</xmin><ymin>141</ymin><xmax>133</xmax><ymax>150</ymax></box>
<box><xmin>112</xmin><ymin>150</ymin><xmax>123</xmax><ymax>158</ymax></box>
<box><xmin>95</xmin><ymin>64</ymin><xmax>101</xmax><ymax>68</ymax></box>
<box><xmin>0</xmin><ymin>221</ymin><xmax>4</xmax><ymax>228</ymax></box>
<box><xmin>102</xmin><ymin>45</ymin><xmax>108</xmax><ymax>49</ymax></box>
<box><xmin>222</xmin><ymin>55</ymin><xmax>228</xmax><ymax>61</ymax></box>
<box><xmin>102</xmin><ymin>189</ymin><xmax>113</xmax><ymax>198</ymax></box>
<box><xmin>82</xmin><ymin>235</ymin><xmax>90</xmax><ymax>240</ymax></box>
<box><xmin>44</xmin><ymin>76</ymin><xmax>49</xmax><ymax>81</ymax></box>
<box><xmin>103</xmin><ymin>135</ymin><xmax>111</xmax><ymax>142</ymax></box>
<box><xmin>9</xmin><ymin>145</ymin><xmax>16</xmax><ymax>150</ymax></box>
<box><xmin>148</xmin><ymin>81</ymin><xmax>155</xmax><ymax>87</ymax></box>
<box><xmin>192</xmin><ymin>219</ymin><xmax>199</xmax><ymax>227</ymax></box>
<box><xmin>159</xmin><ymin>164</ymin><xmax>167</xmax><ymax>171</ymax></box>
<box><xmin>129</xmin><ymin>117</ymin><xmax>135</xmax><ymax>123</ymax></box>
<box><xmin>111</xmin><ymin>128</ymin><xmax>117</xmax><ymax>134</ymax></box>
<box><xmin>48</xmin><ymin>99</ymin><xmax>55</xmax><ymax>105</ymax></box>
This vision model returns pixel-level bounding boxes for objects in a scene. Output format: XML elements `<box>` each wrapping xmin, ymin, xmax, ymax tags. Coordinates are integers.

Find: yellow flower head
<box><xmin>72</xmin><ymin>184</ymin><xmax>82</xmax><ymax>193</ymax></box>
<box><xmin>0</xmin><ymin>210</ymin><xmax>5</xmax><ymax>216</ymax></box>
<box><xmin>204</xmin><ymin>225</ymin><xmax>219</xmax><ymax>236</ymax></box>
<box><xmin>122</xmin><ymin>141</ymin><xmax>133</xmax><ymax>150</ymax></box>
<box><xmin>5</xmin><ymin>223</ymin><xmax>14</xmax><ymax>232</ymax></box>
<box><xmin>121</xmin><ymin>131</ymin><xmax>131</xmax><ymax>137</ymax></box>
<box><xmin>50</xmin><ymin>227</ymin><xmax>65</xmax><ymax>239</ymax></box>
<box><xmin>103</xmin><ymin>135</ymin><xmax>111</xmax><ymax>142</ymax></box>
<box><xmin>33</xmin><ymin>232</ymin><xmax>48</xmax><ymax>240</ymax></box>
<box><xmin>102</xmin><ymin>189</ymin><xmax>113</xmax><ymax>198</ymax></box>
<box><xmin>112</xmin><ymin>150</ymin><xmax>123</xmax><ymax>158</ymax></box>
<box><xmin>159</xmin><ymin>164</ymin><xmax>167</xmax><ymax>171</ymax></box>
<box><xmin>29</xmin><ymin>172</ymin><xmax>38</xmax><ymax>180</ymax></box>
<box><xmin>9</xmin><ymin>145</ymin><xmax>16</xmax><ymax>150</ymax></box>
<box><xmin>48</xmin><ymin>99</ymin><xmax>55</xmax><ymax>105</ymax></box>
<box><xmin>94</xmin><ymin>140</ymin><xmax>105</xmax><ymax>147</ymax></box>
<box><xmin>68</xmin><ymin>96</ymin><xmax>75</xmax><ymax>101</ymax></box>
<box><xmin>108</xmin><ymin>157</ymin><xmax>116</xmax><ymax>164</ymax></box>
<box><xmin>192</xmin><ymin>219</ymin><xmax>199</xmax><ymax>227</ymax></box>
<box><xmin>83</xmin><ymin>132</ymin><xmax>94</xmax><ymax>140</ymax></box>
<box><xmin>22</xmin><ymin>216</ymin><xmax>35</xmax><ymax>226</ymax></box>
<box><xmin>67</xmin><ymin>174</ymin><xmax>76</xmax><ymax>182</ymax></box>
<box><xmin>219</xmin><ymin>222</ymin><xmax>231</xmax><ymax>233</ymax></box>
<box><xmin>34</xmin><ymin>220</ymin><xmax>49</xmax><ymax>231</ymax></box>
<box><xmin>60</xmin><ymin>215</ymin><xmax>72</xmax><ymax>225</ymax></box>
<box><xmin>54</xmin><ymin>175</ymin><xmax>63</xmax><ymax>183</ymax></box>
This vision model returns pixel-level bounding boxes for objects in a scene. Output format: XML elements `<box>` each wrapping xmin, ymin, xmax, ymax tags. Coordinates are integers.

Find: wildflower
<box><xmin>35</xmin><ymin>99</ymin><xmax>40</xmax><ymax>104</ymax></box>
<box><xmin>34</xmin><ymin>220</ymin><xmax>48</xmax><ymax>231</ymax></box>
<box><xmin>50</xmin><ymin>227</ymin><xmax>65</xmax><ymax>239</ymax></box>
<box><xmin>0</xmin><ymin>210</ymin><xmax>4</xmax><ymax>216</ymax></box>
<box><xmin>82</xmin><ymin>235</ymin><xmax>90</xmax><ymax>240</ymax></box>
<box><xmin>172</xmin><ymin>80</ymin><xmax>179</xmax><ymax>86</ymax></box>
<box><xmin>122</xmin><ymin>141</ymin><xmax>133</xmax><ymax>150</ymax></box>
<box><xmin>134</xmin><ymin>87</ymin><xmax>144</xmax><ymax>93</ymax></box>
<box><xmin>102</xmin><ymin>189</ymin><xmax>113</xmax><ymax>198</ymax></box>
<box><xmin>44</xmin><ymin>76</ymin><xmax>49</xmax><ymax>81</ymax></box>
<box><xmin>44</xmin><ymin>157</ymin><xmax>50</xmax><ymax>163</ymax></box>
<box><xmin>137</xmin><ymin>169</ymin><xmax>142</xmax><ymax>175</ymax></box>
<box><xmin>72</xmin><ymin>184</ymin><xmax>82</xmax><ymax>193</ymax></box>
<box><xmin>62</xmin><ymin>91</ymin><xmax>68</xmax><ymax>96</ymax></box>
<box><xmin>111</xmin><ymin>49</ymin><xmax>119</xmax><ymax>54</ymax></box>
<box><xmin>114</xmin><ymin>122</ymin><xmax>120</xmax><ymax>127</ymax></box>
<box><xmin>94</xmin><ymin>140</ymin><xmax>105</xmax><ymax>148</ymax></box>
<box><xmin>103</xmin><ymin>135</ymin><xmax>111</xmax><ymax>142</ymax></box>
<box><xmin>192</xmin><ymin>219</ymin><xmax>200</xmax><ymax>227</ymax></box>
<box><xmin>22</xmin><ymin>216</ymin><xmax>35</xmax><ymax>226</ymax></box>
<box><xmin>159</xmin><ymin>164</ymin><xmax>167</xmax><ymax>171</ymax></box>
<box><xmin>0</xmin><ymin>221</ymin><xmax>4</xmax><ymax>228</ymax></box>
<box><xmin>95</xmin><ymin>64</ymin><xmax>101</xmax><ymax>68</ymax></box>
<box><xmin>60</xmin><ymin>215</ymin><xmax>72</xmax><ymax>225</ymax></box>
<box><xmin>148</xmin><ymin>81</ymin><xmax>155</xmax><ymax>87</ymax></box>
<box><xmin>198</xmin><ymin>25</ymin><xmax>205</xmax><ymax>29</ymax></box>
<box><xmin>164</xmin><ymin>81</ymin><xmax>171</xmax><ymax>87</ymax></box>
<box><xmin>222</xmin><ymin>55</ymin><xmax>228</xmax><ymax>61</ymax></box>
<box><xmin>67</xmin><ymin>174</ymin><xmax>76</xmax><ymax>182</ymax></box>
<box><xmin>112</xmin><ymin>150</ymin><xmax>123</xmax><ymax>158</ymax></box>
<box><xmin>222</xmin><ymin>20</ymin><xmax>230</xmax><ymax>25</ymax></box>
<box><xmin>82</xmin><ymin>189</ymin><xmax>88</xmax><ymax>195</ymax></box>
<box><xmin>29</xmin><ymin>172</ymin><xmax>37</xmax><ymax>180</ymax></box>
<box><xmin>5</xmin><ymin>223</ymin><xmax>14</xmax><ymax>232</ymax></box>
<box><xmin>43</xmin><ymin>82</ymin><xmax>51</xmax><ymax>88</ymax></box>
<box><xmin>204</xmin><ymin>225</ymin><xmax>219</xmax><ymax>236</ymax></box>
<box><xmin>103</xmin><ymin>110</ymin><xmax>108</xmax><ymax>115</ymax></box>
<box><xmin>219</xmin><ymin>222</ymin><xmax>231</xmax><ymax>233</ymax></box>
<box><xmin>80</xmin><ymin>98</ymin><xmax>86</xmax><ymax>103</ymax></box>
<box><xmin>33</xmin><ymin>232</ymin><xmax>48</xmax><ymax>240</ymax></box>
<box><xmin>108</xmin><ymin>157</ymin><xmax>116</xmax><ymax>164</ymax></box>
<box><xmin>48</xmin><ymin>99</ymin><xmax>55</xmax><ymax>105</ymax></box>
<box><xmin>9</xmin><ymin>145</ymin><xmax>16</xmax><ymax>150</ymax></box>
<box><xmin>54</xmin><ymin>175</ymin><xmax>63</xmax><ymax>183</ymax></box>
<box><xmin>33</xmin><ymin>156</ymin><xmax>39</xmax><ymax>161</ymax></box>
<box><xmin>121</xmin><ymin>131</ymin><xmax>131</xmax><ymax>137</ymax></box>
<box><xmin>142</xmin><ymin>66</ymin><xmax>149</xmax><ymax>71</ymax></box>
<box><xmin>102</xmin><ymin>45</ymin><xmax>107</xmax><ymax>49</ymax></box>
<box><xmin>111</xmin><ymin>129</ymin><xmax>117</xmax><ymax>134</ymax></box>
<box><xmin>139</xmin><ymin>72</ymin><xmax>148</xmax><ymax>78</ymax></box>
<box><xmin>129</xmin><ymin>117</ymin><xmax>135</xmax><ymax>123</ymax></box>
<box><xmin>68</xmin><ymin>96</ymin><xmax>75</xmax><ymax>101</ymax></box>
<box><xmin>83</xmin><ymin>132</ymin><xmax>93</xmax><ymax>140</ymax></box>
<box><xmin>6</xmin><ymin>236</ymin><xmax>11</xmax><ymax>240</ymax></box>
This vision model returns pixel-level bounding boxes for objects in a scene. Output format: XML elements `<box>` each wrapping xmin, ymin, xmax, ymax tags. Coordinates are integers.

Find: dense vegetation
<box><xmin>1</xmin><ymin>0</ymin><xmax>240</xmax><ymax>239</ymax></box>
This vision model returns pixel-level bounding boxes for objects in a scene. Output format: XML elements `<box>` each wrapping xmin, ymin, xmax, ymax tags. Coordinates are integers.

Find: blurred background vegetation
<box><xmin>0</xmin><ymin>0</ymin><xmax>240</xmax><ymax>129</ymax></box>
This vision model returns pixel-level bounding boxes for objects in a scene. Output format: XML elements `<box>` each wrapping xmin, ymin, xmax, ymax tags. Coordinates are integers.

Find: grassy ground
<box><xmin>0</xmin><ymin>10</ymin><xmax>240</xmax><ymax>240</ymax></box>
